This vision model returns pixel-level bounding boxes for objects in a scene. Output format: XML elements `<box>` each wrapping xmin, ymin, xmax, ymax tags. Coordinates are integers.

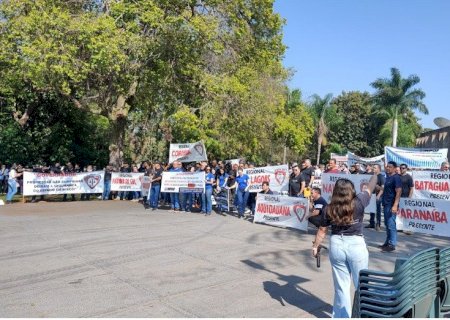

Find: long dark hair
<box><xmin>327</xmin><ymin>178</ymin><xmax>356</xmax><ymax>226</ymax></box>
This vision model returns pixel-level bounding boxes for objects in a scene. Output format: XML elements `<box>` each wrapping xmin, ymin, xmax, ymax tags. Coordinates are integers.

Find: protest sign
<box><xmin>411</xmin><ymin>170</ymin><xmax>450</xmax><ymax>201</ymax></box>
<box><xmin>161</xmin><ymin>171</ymin><xmax>205</xmax><ymax>193</ymax></box>
<box><xmin>254</xmin><ymin>194</ymin><xmax>309</xmax><ymax>231</ymax></box>
<box><xmin>244</xmin><ymin>164</ymin><xmax>289</xmax><ymax>193</ymax></box>
<box><xmin>347</xmin><ymin>152</ymin><xmax>384</xmax><ymax>169</ymax></box>
<box><xmin>321</xmin><ymin>173</ymin><xmax>376</xmax><ymax>212</ymax></box>
<box><xmin>396</xmin><ymin>198</ymin><xmax>450</xmax><ymax>237</ymax></box>
<box><xmin>330</xmin><ymin>153</ymin><xmax>348</xmax><ymax>166</ymax></box>
<box><xmin>168</xmin><ymin>141</ymin><xmax>208</xmax><ymax>163</ymax></box>
<box><xmin>385</xmin><ymin>146</ymin><xmax>448</xmax><ymax>169</ymax></box>
<box><xmin>111</xmin><ymin>172</ymin><xmax>144</xmax><ymax>191</ymax></box>
<box><xmin>140</xmin><ymin>176</ymin><xmax>152</xmax><ymax>197</ymax></box>
<box><xmin>23</xmin><ymin>171</ymin><xmax>105</xmax><ymax>196</ymax></box>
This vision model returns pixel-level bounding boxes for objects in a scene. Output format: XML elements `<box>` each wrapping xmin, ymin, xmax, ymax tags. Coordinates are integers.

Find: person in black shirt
<box><xmin>289</xmin><ymin>165</ymin><xmax>303</xmax><ymax>197</ymax></box>
<box><xmin>308</xmin><ymin>187</ymin><xmax>328</xmax><ymax>228</ymax></box>
<box><xmin>312</xmin><ymin>174</ymin><xmax>377</xmax><ymax>318</ymax></box>
<box><xmin>251</xmin><ymin>181</ymin><xmax>273</xmax><ymax>215</ymax></box>
<box><xmin>149</xmin><ymin>162</ymin><xmax>163</xmax><ymax>210</ymax></box>
<box><xmin>399</xmin><ymin>164</ymin><xmax>414</xmax><ymax>198</ymax></box>
<box><xmin>300</xmin><ymin>159</ymin><xmax>315</xmax><ymax>188</ymax></box>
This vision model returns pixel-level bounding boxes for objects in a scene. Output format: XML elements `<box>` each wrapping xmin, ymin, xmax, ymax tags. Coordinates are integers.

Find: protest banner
<box><xmin>168</xmin><ymin>141</ymin><xmax>208</xmax><ymax>163</ymax></box>
<box><xmin>385</xmin><ymin>146</ymin><xmax>448</xmax><ymax>169</ymax></box>
<box><xmin>140</xmin><ymin>176</ymin><xmax>152</xmax><ymax>197</ymax></box>
<box><xmin>254</xmin><ymin>194</ymin><xmax>309</xmax><ymax>231</ymax></box>
<box><xmin>215</xmin><ymin>188</ymin><xmax>232</xmax><ymax>212</ymax></box>
<box><xmin>321</xmin><ymin>173</ymin><xmax>376</xmax><ymax>212</ymax></box>
<box><xmin>396</xmin><ymin>198</ymin><xmax>450</xmax><ymax>237</ymax></box>
<box><xmin>111</xmin><ymin>172</ymin><xmax>144</xmax><ymax>191</ymax></box>
<box><xmin>244</xmin><ymin>164</ymin><xmax>289</xmax><ymax>193</ymax></box>
<box><xmin>161</xmin><ymin>171</ymin><xmax>205</xmax><ymax>193</ymax></box>
<box><xmin>330</xmin><ymin>153</ymin><xmax>348</xmax><ymax>166</ymax></box>
<box><xmin>347</xmin><ymin>151</ymin><xmax>384</xmax><ymax>169</ymax></box>
<box><xmin>411</xmin><ymin>170</ymin><xmax>450</xmax><ymax>201</ymax></box>
<box><xmin>23</xmin><ymin>171</ymin><xmax>105</xmax><ymax>196</ymax></box>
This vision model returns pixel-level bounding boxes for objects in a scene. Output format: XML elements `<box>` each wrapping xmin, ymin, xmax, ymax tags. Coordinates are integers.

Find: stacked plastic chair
<box><xmin>439</xmin><ymin>247</ymin><xmax>450</xmax><ymax>315</ymax></box>
<box><xmin>352</xmin><ymin>247</ymin><xmax>441</xmax><ymax>318</ymax></box>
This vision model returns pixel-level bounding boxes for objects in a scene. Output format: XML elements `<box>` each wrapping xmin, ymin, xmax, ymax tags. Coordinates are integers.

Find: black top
<box><xmin>321</xmin><ymin>192</ymin><xmax>371</xmax><ymax>236</ymax></box>
<box><xmin>400</xmin><ymin>173</ymin><xmax>414</xmax><ymax>198</ymax></box>
<box><xmin>301</xmin><ymin>166</ymin><xmax>314</xmax><ymax>186</ymax></box>
<box><xmin>308</xmin><ymin>196</ymin><xmax>328</xmax><ymax>228</ymax></box>
<box><xmin>152</xmin><ymin>168</ymin><xmax>163</xmax><ymax>185</ymax></box>
<box><xmin>259</xmin><ymin>189</ymin><xmax>274</xmax><ymax>194</ymax></box>
<box><xmin>382</xmin><ymin>173</ymin><xmax>402</xmax><ymax>205</ymax></box>
<box><xmin>289</xmin><ymin>173</ymin><xmax>302</xmax><ymax>196</ymax></box>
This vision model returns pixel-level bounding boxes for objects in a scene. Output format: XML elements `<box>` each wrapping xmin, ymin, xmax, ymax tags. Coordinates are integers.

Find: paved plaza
<box><xmin>0</xmin><ymin>201</ymin><xmax>448</xmax><ymax>317</ymax></box>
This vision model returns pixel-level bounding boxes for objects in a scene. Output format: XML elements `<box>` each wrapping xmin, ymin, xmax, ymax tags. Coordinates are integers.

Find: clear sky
<box><xmin>274</xmin><ymin>0</ymin><xmax>450</xmax><ymax>129</ymax></box>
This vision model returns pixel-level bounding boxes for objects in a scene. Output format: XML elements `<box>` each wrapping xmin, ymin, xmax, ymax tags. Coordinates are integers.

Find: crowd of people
<box><xmin>2</xmin><ymin>157</ymin><xmax>449</xmax><ymax>318</ymax></box>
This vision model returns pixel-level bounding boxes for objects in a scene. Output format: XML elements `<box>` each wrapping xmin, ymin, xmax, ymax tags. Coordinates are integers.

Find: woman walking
<box><xmin>6</xmin><ymin>164</ymin><xmax>22</xmax><ymax>204</ymax></box>
<box><xmin>312</xmin><ymin>174</ymin><xmax>377</xmax><ymax>317</ymax></box>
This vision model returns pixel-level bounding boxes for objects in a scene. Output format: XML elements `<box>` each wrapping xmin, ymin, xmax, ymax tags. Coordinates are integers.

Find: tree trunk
<box><xmin>317</xmin><ymin>135</ymin><xmax>322</xmax><ymax>165</ymax></box>
<box><xmin>108</xmin><ymin>116</ymin><xmax>127</xmax><ymax>168</ymax></box>
<box><xmin>392</xmin><ymin>107</ymin><xmax>398</xmax><ymax>147</ymax></box>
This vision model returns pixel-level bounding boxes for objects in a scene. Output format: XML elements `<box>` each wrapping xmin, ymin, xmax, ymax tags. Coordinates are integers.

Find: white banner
<box><xmin>330</xmin><ymin>153</ymin><xmax>348</xmax><ymax>166</ymax></box>
<box><xmin>385</xmin><ymin>146</ymin><xmax>448</xmax><ymax>169</ymax></box>
<box><xmin>168</xmin><ymin>141</ymin><xmax>208</xmax><ymax>163</ymax></box>
<box><xmin>347</xmin><ymin>152</ymin><xmax>384</xmax><ymax>169</ymax></box>
<box><xmin>141</xmin><ymin>176</ymin><xmax>152</xmax><ymax>197</ymax></box>
<box><xmin>412</xmin><ymin>171</ymin><xmax>450</xmax><ymax>201</ymax></box>
<box><xmin>161</xmin><ymin>171</ymin><xmax>205</xmax><ymax>193</ymax></box>
<box><xmin>254</xmin><ymin>195</ymin><xmax>309</xmax><ymax>231</ymax></box>
<box><xmin>23</xmin><ymin>171</ymin><xmax>105</xmax><ymax>196</ymax></box>
<box><xmin>321</xmin><ymin>173</ymin><xmax>376</xmax><ymax>212</ymax></box>
<box><xmin>397</xmin><ymin>198</ymin><xmax>450</xmax><ymax>237</ymax></box>
<box><xmin>111</xmin><ymin>172</ymin><xmax>144</xmax><ymax>191</ymax></box>
<box><xmin>244</xmin><ymin>164</ymin><xmax>289</xmax><ymax>193</ymax></box>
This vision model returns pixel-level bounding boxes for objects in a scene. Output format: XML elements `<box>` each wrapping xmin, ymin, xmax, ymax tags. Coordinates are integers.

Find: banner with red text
<box><xmin>168</xmin><ymin>141</ymin><xmax>208</xmax><ymax>163</ymax></box>
<box><xmin>23</xmin><ymin>171</ymin><xmax>105</xmax><ymax>196</ymax></box>
<box><xmin>397</xmin><ymin>198</ymin><xmax>450</xmax><ymax>237</ymax></box>
<box><xmin>254</xmin><ymin>195</ymin><xmax>309</xmax><ymax>231</ymax></box>
<box><xmin>161</xmin><ymin>171</ymin><xmax>205</xmax><ymax>193</ymax></box>
<box><xmin>244</xmin><ymin>164</ymin><xmax>289</xmax><ymax>193</ymax></box>
<box><xmin>412</xmin><ymin>171</ymin><xmax>450</xmax><ymax>201</ymax></box>
<box><xmin>111</xmin><ymin>172</ymin><xmax>144</xmax><ymax>191</ymax></box>
<box><xmin>321</xmin><ymin>173</ymin><xmax>376</xmax><ymax>212</ymax></box>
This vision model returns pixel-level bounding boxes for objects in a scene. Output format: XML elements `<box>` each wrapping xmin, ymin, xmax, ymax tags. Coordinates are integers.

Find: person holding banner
<box><xmin>235</xmin><ymin>168</ymin><xmax>250</xmax><ymax>219</ymax></box>
<box><xmin>441</xmin><ymin>161</ymin><xmax>449</xmax><ymax>171</ymax></box>
<box><xmin>312</xmin><ymin>174</ymin><xmax>377</xmax><ymax>318</ymax></box>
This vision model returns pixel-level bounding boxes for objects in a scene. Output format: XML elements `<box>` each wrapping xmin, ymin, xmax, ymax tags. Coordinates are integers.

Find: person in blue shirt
<box><xmin>235</xmin><ymin>168</ymin><xmax>250</xmax><ymax>219</ymax></box>
<box><xmin>169</xmin><ymin>161</ymin><xmax>183</xmax><ymax>211</ymax></box>
<box><xmin>203</xmin><ymin>166</ymin><xmax>215</xmax><ymax>215</ymax></box>
<box><xmin>216</xmin><ymin>167</ymin><xmax>229</xmax><ymax>192</ymax></box>
<box><xmin>380</xmin><ymin>161</ymin><xmax>402</xmax><ymax>252</ymax></box>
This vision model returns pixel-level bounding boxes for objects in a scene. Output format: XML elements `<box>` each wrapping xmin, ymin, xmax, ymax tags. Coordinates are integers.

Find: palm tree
<box><xmin>310</xmin><ymin>93</ymin><xmax>333</xmax><ymax>165</ymax></box>
<box><xmin>371</xmin><ymin>68</ymin><xmax>428</xmax><ymax>147</ymax></box>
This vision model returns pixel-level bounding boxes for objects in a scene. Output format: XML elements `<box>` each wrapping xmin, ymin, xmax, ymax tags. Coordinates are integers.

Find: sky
<box><xmin>274</xmin><ymin>0</ymin><xmax>450</xmax><ymax>129</ymax></box>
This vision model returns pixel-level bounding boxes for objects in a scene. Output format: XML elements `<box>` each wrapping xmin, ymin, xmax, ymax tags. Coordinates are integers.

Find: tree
<box><xmin>370</xmin><ymin>67</ymin><xmax>428</xmax><ymax>147</ymax></box>
<box><xmin>309</xmin><ymin>93</ymin><xmax>333</xmax><ymax>165</ymax></box>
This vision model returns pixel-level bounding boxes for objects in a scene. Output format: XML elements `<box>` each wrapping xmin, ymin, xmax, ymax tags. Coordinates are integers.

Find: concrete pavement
<box><xmin>0</xmin><ymin>201</ymin><xmax>448</xmax><ymax>317</ymax></box>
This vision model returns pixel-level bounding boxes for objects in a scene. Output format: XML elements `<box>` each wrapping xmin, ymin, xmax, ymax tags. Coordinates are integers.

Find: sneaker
<box><xmin>403</xmin><ymin>230</ymin><xmax>413</xmax><ymax>235</ymax></box>
<box><xmin>378</xmin><ymin>243</ymin><xmax>388</xmax><ymax>249</ymax></box>
<box><xmin>365</xmin><ymin>224</ymin><xmax>375</xmax><ymax>229</ymax></box>
<box><xmin>381</xmin><ymin>244</ymin><xmax>396</xmax><ymax>252</ymax></box>
<box><xmin>375</xmin><ymin>225</ymin><xmax>381</xmax><ymax>232</ymax></box>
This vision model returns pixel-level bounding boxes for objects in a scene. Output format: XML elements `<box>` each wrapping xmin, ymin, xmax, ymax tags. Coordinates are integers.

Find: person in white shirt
<box><xmin>6</xmin><ymin>164</ymin><xmax>22</xmax><ymax>204</ymax></box>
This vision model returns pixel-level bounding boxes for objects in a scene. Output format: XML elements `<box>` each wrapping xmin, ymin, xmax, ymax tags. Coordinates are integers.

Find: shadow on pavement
<box><xmin>242</xmin><ymin>259</ymin><xmax>332</xmax><ymax>317</ymax></box>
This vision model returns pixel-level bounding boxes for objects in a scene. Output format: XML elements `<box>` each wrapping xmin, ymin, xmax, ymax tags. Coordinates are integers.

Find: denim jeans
<box><xmin>181</xmin><ymin>193</ymin><xmax>192</xmax><ymax>211</ymax></box>
<box><xmin>150</xmin><ymin>184</ymin><xmax>160</xmax><ymax>208</ymax></box>
<box><xmin>383</xmin><ymin>204</ymin><xmax>397</xmax><ymax>246</ymax></box>
<box><xmin>102</xmin><ymin>180</ymin><xmax>111</xmax><ymax>200</ymax></box>
<box><xmin>6</xmin><ymin>179</ymin><xmax>17</xmax><ymax>201</ymax></box>
<box><xmin>369</xmin><ymin>198</ymin><xmax>382</xmax><ymax>226</ymax></box>
<box><xmin>170</xmin><ymin>193</ymin><xmax>180</xmax><ymax>209</ymax></box>
<box><xmin>119</xmin><ymin>191</ymin><xmax>128</xmax><ymax>200</ymax></box>
<box><xmin>236</xmin><ymin>189</ymin><xmax>249</xmax><ymax>217</ymax></box>
<box><xmin>202</xmin><ymin>188</ymin><xmax>213</xmax><ymax>214</ymax></box>
<box><xmin>329</xmin><ymin>235</ymin><xmax>368</xmax><ymax>318</ymax></box>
